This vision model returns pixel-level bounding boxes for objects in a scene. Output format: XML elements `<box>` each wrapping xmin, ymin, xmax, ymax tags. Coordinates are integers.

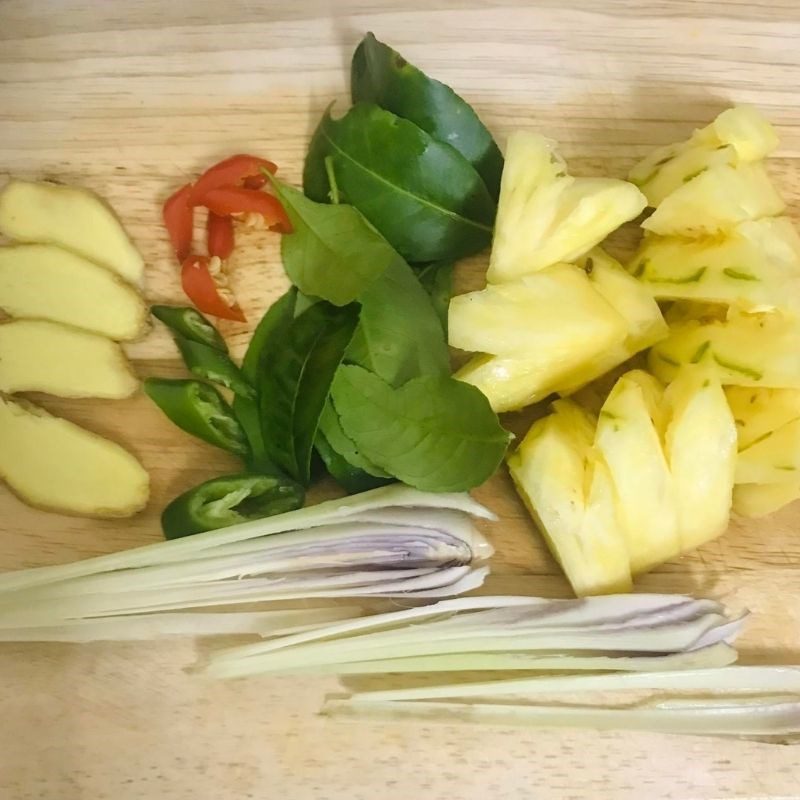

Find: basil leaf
<box><xmin>416</xmin><ymin>260</ymin><xmax>453</xmax><ymax>335</ymax></box>
<box><xmin>303</xmin><ymin>103</ymin><xmax>495</xmax><ymax>262</ymax></box>
<box><xmin>271</xmin><ymin>181</ymin><xmax>400</xmax><ymax>306</ymax></box>
<box><xmin>234</xmin><ymin>288</ymin><xmax>298</xmax><ymax>471</ymax></box>
<box><xmin>261</xmin><ymin>302</ymin><xmax>359</xmax><ymax>484</ymax></box>
<box><xmin>351</xmin><ymin>33</ymin><xmax>503</xmax><ymax>198</ymax></box>
<box><xmin>331</xmin><ymin>365</ymin><xmax>510</xmax><ymax>492</ymax></box>
<box><xmin>346</xmin><ymin>258</ymin><xmax>450</xmax><ymax>387</ymax></box>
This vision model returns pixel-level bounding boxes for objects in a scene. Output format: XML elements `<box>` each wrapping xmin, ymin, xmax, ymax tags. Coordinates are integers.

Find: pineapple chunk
<box><xmin>556</xmin><ymin>249</ymin><xmax>668</xmax><ymax>395</ymax></box>
<box><xmin>735</xmin><ymin>417</ymin><xmax>800</xmax><ymax>484</ymax></box>
<box><xmin>726</xmin><ymin>387</ymin><xmax>800</xmax><ymax>449</ymax></box>
<box><xmin>507</xmin><ymin>399</ymin><xmax>632</xmax><ymax>596</ymax></box>
<box><xmin>630</xmin><ymin>218</ymin><xmax>800</xmax><ymax>312</ymax></box>
<box><xmin>450</xmin><ymin>264</ymin><xmax>628</xmax><ymax>412</ymax></box>
<box><xmin>649</xmin><ymin>311</ymin><xmax>800</xmax><ymax>388</ymax></box>
<box><xmin>733</xmin><ymin>481</ymin><xmax>800</xmax><ymax>517</ymax></box>
<box><xmin>594</xmin><ymin>371</ymin><xmax>680</xmax><ymax>573</ymax></box>
<box><xmin>662</xmin><ymin>301</ymin><xmax>728</xmax><ymax>326</ymax></box>
<box><xmin>487</xmin><ymin>132</ymin><xmax>646</xmax><ymax>282</ymax></box>
<box><xmin>643</xmin><ymin>163</ymin><xmax>785</xmax><ymax>237</ymax></box>
<box><xmin>664</xmin><ymin>368</ymin><xmax>737</xmax><ymax>551</ymax></box>
<box><xmin>630</xmin><ymin>106</ymin><xmax>779</xmax><ymax>206</ymax></box>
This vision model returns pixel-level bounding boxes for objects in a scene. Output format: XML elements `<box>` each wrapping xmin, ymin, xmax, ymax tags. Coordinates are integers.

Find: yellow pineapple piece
<box><xmin>630</xmin><ymin>106</ymin><xmax>779</xmax><ymax>206</ymax></box>
<box><xmin>594</xmin><ymin>371</ymin><xmax>680</xmax><ymax>574</ymax></box>
<box><xmin>726</xmin><ymin>387</ymin><xmax>800</xmax><ymax>449</ymax></box>
<box><xmin>507</xmin><ymin>399</ymin><xmax>632</xmax><ymax>596</ymax></box>
<box><xmin>643</xmin><ymin>163</ymin><xmax>785</xmax><ymax>238</ymax></box>
<box><xmin>488</xmin><ymin>131</ymin><xmax>646</xmax><ymax>282</ymax></box>
<box><xmin>629</xmin><ymin>218</ymin><xmax>800</xmax><ymax>312</ymax></box>
<box><xmin>450</xmin><ymin>263</ymin><xmax>628</xmax><ymax>412</ymax></box>
<box><xmin>664</xmin><ymin>368</ymin><xmax>737</xmax><ymax>551</ymax></box>
<box><xmin>556</xmin><ymin>249</ymin><xmax>667</xmax><ymax>395</ymax></box>
<box><xmin>735</xmin><ymin>417</ymin><xmax>800</xmax><ymax>484</ymax></box>
<box><xmin>733</xmin><ymin>481</ymin><xmax>800</xmax><ymax>517</ymax></box>
<box><xmin>649</xmin><ymin>311</ymin><xmax>800</xmax><ymax>388</ymax></box>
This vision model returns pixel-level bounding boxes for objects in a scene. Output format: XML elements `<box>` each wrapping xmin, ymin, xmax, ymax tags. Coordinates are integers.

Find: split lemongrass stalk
<box><xmin>203</xmin><ymin>594</ymin><xmax>745</xmax><ymax>679</ymax></box>
<box><xmin>0</xmin><ymin>607</ymin><xmax>364</xmax><ymax>643</ymax></box>
<box><xmin>347</xmin><ymin>665</ymin><xmax>800</xmax><ymax>702</ymax></box>
<box><xmin>323</xmin><ymin>696</ymin><xmax>800</xmax><ymax>738</ymax></box>
<box><xmin>0</xmin><ymin>486</ymin><xmax>494</xmax><ymax>641</ymax></box>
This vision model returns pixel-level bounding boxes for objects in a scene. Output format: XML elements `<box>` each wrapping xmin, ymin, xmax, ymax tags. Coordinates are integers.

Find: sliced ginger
<box><xmin>0</xmin><ymin>319</ymin><xmax>138</xmax><ymax>399</ymax></box>
<box><xmin>0</xmin><ymin>395</ymin><xmax>149</xmax><ymax>518</ymax></box>
<box><xmin>0</xmin><ymin>179</ymin><xmax>144</xmax><ymax>285</ymax></box>
<box><xmin>0</xmin><ymin>244</ymin><xmax>147</xmax><ymax>340</ymax></box>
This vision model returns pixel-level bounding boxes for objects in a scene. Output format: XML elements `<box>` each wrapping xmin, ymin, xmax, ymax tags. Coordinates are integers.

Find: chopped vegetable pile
<box><xmin>1</xmin><ymin>32</ymin><xmax>800</xmax><ymax>742</ymax></box>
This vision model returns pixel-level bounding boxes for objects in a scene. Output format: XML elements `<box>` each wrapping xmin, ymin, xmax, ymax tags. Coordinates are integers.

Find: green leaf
<box><xmin>260</xmin><ymin>302</ymin><xmax>359</xmax><ymax>484</ymax></box>
<box><xmin>331</xmin><ymin>365</ymin><xmax>510</xmax><ymax>492</ymax></box>
<box><xmin>318</xmin><ymin>400</ymin><xmax>390</xmax><ymax>478</ymax></box>
<box><xmin>351</xmin><ymin>33</ymin><xmax>503</xmax><ymax>198</ymax></box>
<box><xmin>346</xmin><ymin>258</ymin><xmax>450</xmax><ymax>387</ymax></box>
<box><xmin>241</xmin><ymin>288</ymin><xmax>298</xmax><ymax>383</ymax></box>
<box><xmin>271</xmin><ymin>181</ymin><xmax>402</xmax><ymax>306</ymax></box>
<box><xmin>314</xmin><ymin>428</ymin><xmax>392</xmax><ymax>494</ymax></box>
<box><xmin>416</xmin><ymin>260</ymin><xmax>453</xmax><ymax>335</ymax></box>
<box><xmin>303</xmin><ymin>103</ymin><xmax>495</xmax><ymax>262</ymax></box>
<box><xmin>234</xmin><ymin>288</ymin><xmax>298</xmax><ymax>471</ymax></box>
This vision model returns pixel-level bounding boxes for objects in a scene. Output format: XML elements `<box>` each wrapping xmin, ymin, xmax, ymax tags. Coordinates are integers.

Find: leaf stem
<box><xmin>325</xmin><ymin>156</ymin><xmax>341</xmax><ymax>205</ymax></box>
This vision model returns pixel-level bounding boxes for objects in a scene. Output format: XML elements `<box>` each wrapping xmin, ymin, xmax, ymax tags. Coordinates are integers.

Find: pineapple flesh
<box><xmin>593</xmin><ymin>370</ymin><xmax>681</xmax><ymax>573</ymax></box>
<box><xmin>733</xmin><ymin>481</ymin><xmax>800</xmax><ymax>518</ymax></box>
<box><xmin>664</xmin><ymin>368</ymin><xmax>737</xmax><ymax>551</ymax></box>
<box><xmin>488</xmin><ymin>131</ymin><xmax>646</xmax><ymax>283</ymax></box>
<box><xmin>735</xmin><ymin>417</ymin><xmax>800</xmax><ymax>484</ymax></box>
<box><xmin>629</xmin><ymin>106</ymin><xmax>779</xmax><ymax>206</ymax></box>
<box><xmin>450</xmin><ymin>263</ymin><xmax>628</xmax><ymax>412</ymax></box>
<box><xmin>649</xmin><ymin>311</ymin><xmax>800</xmax><ymax>388</ymax></box>
<box><xmin>642</xmin><ymin>162</ymin><xmax>785</xmax><ymax>238</ymax></box>
<box><xmin>629</xmin><ymin>218</ymin><xmax>800</xmax><ymax>313</ymax></box>
<box><xmin>507</xmin><ymin>399</ymin><xmax>633</xmax><ymax>596</ymax></box>
<box><xmin>726</xmin><ymin>387</ymin><xmax>800</xmax><ymax>449</ymax></box>
<box><xmin>556</xmin><ymin>249</ymin><xmax>668</xmax><ymax>395</ymax></box>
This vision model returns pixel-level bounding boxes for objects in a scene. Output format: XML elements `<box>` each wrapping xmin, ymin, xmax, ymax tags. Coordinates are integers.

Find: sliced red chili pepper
<box><xmin>199</xmin><ymin>187</ymin><xmax>292</xmax><ymax>233</ymax></box>
<box><xmin>189</xmin><ymin>154</ymin><xmax>278</xmax><ymax>205</ymax></box>
<box><xmin>163</xmin><ymin>183</ymin><xmax>194</xmax><ymax>262</ymax></box>
<box><xmin>181</xmin><ymin>255</ymin><xmax>246</xmax><ymax>322</ymax></box>
<box><xmin>206</xmin><ymin>212</ymin><xmax>235</xmax><ymax>260</ymax></box>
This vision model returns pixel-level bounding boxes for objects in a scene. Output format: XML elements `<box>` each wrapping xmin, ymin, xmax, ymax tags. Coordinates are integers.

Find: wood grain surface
<box><xmin>2</xmin><ymin>2</ymin><xmax>800</xmax><ymax>798</ymax></box>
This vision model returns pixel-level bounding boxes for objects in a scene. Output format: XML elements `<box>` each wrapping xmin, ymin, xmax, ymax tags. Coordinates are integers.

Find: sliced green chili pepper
<box><xmin>174</xmin><ymin>337</ymin><xmax>254</xmax><ymax>399</ymax></box>
<box><xmin>161</xmin><ymin>473</ymin><xmax>305</xmax><ymax>539</ymax></box>
<box><xmin>144</xmin><ymin>378</ymin><xmax>249</xmax><ymax>456</ymax></box>
<box><xmin>151</xmin><ymin>305</ymin><xmax>228</xmax><ymax>353</ymax></box>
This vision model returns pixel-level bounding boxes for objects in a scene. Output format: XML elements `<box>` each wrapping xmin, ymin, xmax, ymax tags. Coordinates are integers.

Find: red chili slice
<box><xmin>181</xmin><ymin>255</ymin><xmax>246</xmax><ymax>322</ymax></box>
<box><xmin>163</xmin><ymin>183</ymin><xmax>194</xmax><ymax>262</ymax></box>
<box><xmin>200</xmin><ymin>187</ymin><xmax>292</xmax><ymax>233</ymax></box>
<box><xmin>189</xmin><ymin>154</ymin><xmax>278</xmax><ymax>205</ymax></box>
<box><xmin>206</xmin><ymin>212</ymin><xmax>235</xmax><ymax>260</ymax></box>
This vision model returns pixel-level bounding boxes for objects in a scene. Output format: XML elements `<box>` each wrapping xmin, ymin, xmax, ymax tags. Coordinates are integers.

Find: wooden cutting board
<box><xmin>2</xmin><ymin>2</ymin><xmax>800</xmax><ymax>798</ymax></box>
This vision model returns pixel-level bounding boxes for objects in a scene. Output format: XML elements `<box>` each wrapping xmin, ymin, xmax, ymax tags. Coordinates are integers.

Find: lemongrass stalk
<box><xmin>0</xmin><ymin>606</ymin><xmax>363</xmax><ymax>642</ymax></box>
<box><xmin>322</xmin><ymin>697</ymin><xmax>800</xmax><ymax>737</ymax></box>
<box><xmin>207</xmin><ymin>643</ymin><xmax>738</xmax><ymax>677</ymax></box>
<box><xmin>349</xmin><ymin>666</ymin><xmax>800</xmax><ymax>703</ymax></box>
<box><xmin>0</xmin><ymin>485</ymin><xmax>494</xmax><ymax>593</ymax></box>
